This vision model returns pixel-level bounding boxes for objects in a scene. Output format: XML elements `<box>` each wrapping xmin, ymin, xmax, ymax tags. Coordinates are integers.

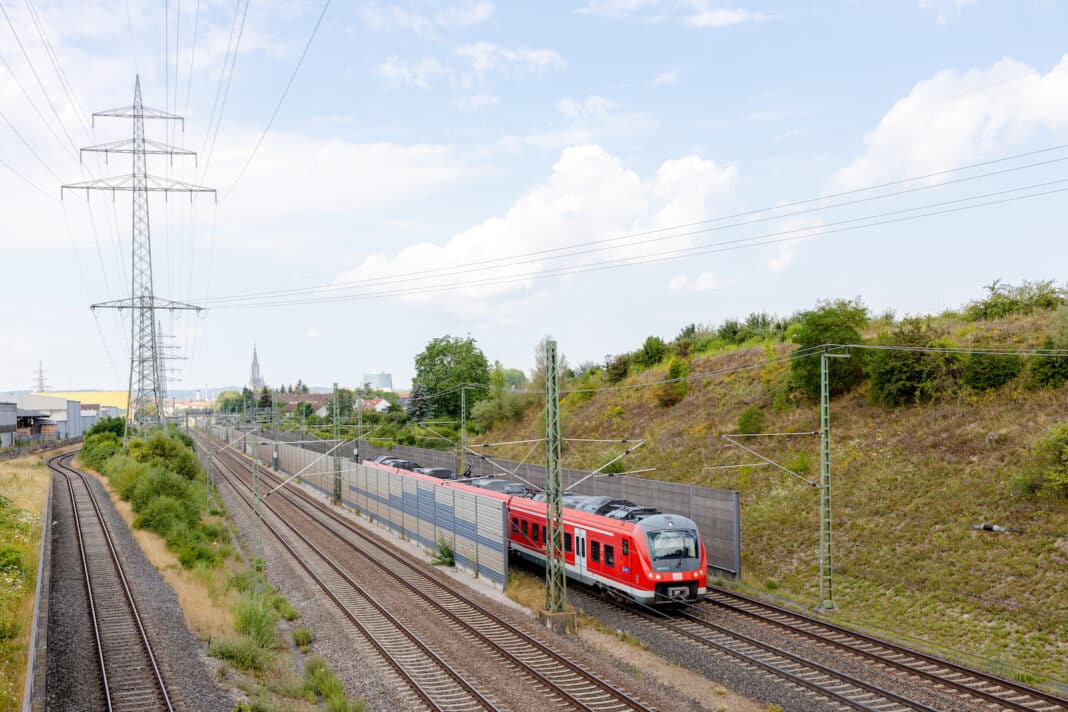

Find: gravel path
<box><xmin>47</xmin><ymin>464</ymin><xmax>233</xmax><ymax>712</ymax></box>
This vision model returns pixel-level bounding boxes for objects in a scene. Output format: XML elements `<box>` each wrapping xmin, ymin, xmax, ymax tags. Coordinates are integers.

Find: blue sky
<box><xmin>2</xmin><ymin>0</ymin><xmax>1067</xmax><ymax>392</ymax></box>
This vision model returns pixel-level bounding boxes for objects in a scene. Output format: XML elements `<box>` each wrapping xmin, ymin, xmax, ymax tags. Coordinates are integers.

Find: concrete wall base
<box><xmin>537</xmin><ymin>609</ymin><xmax>576</xmax><ymax>635</ymax></box>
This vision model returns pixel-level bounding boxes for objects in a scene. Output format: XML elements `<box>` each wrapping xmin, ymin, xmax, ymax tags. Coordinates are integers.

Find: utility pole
<box><xmin>332</xmin><ymin>382</ymin><xmax>341</xmax><ymax>504</ymax></box>
<box><xmin>540</xmin><ymin>340</ymin><xmax>573</xmax><ymax>633</ymax></box>
<box><xmin>355</xmin><ymin>392</ymin><xmax>363</xmax><ymax>464</ymax></box>
<box><xmin>251</xmin><ymin>431</ymin><xmax>264</xmax><ymax>593</ymax></box>
<box><xmin>458</xmin><ymin>385</ymin><xmax>467</xmax><ymax>475</ymax></box>
<box><xmin>818</xmin><ymin>348</ymin><xmax>849</xmax><ymax>611</ymax></box>
<box><xmin>63</xmin><ymin>76</ymin><xmax>214</xmax><ymax>443</ymax></box>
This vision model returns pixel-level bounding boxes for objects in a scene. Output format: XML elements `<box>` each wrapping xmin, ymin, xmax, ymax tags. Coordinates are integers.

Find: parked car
<box><xmin>415</xmin><ymin>467</ymin><xmax>456</xmax><ymax>480</ymax></box>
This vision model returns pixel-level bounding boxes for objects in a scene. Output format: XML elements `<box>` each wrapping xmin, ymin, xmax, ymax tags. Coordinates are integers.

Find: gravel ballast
<box><xmin>46</xmin><ymin>464</ymin><xmax>233</xmax><ymax>711</ymax></box>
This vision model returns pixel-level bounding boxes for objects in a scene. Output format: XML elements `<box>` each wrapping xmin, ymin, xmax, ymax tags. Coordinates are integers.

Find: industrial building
<box><xmin>0</xmin><ymin>402</ymin><xmax>15</xmax><ymax>447</ymax></box>
<box><xmin>361</xmin><ymin>372</ymin><xmax>393</xmax><ymax>392</ymax></box>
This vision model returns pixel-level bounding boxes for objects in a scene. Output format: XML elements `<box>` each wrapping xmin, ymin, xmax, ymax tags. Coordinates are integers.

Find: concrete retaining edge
<box><xmin>22</xmin><ymin>465</ymin><xmax>53</xmax><ymax>712</ymax></box>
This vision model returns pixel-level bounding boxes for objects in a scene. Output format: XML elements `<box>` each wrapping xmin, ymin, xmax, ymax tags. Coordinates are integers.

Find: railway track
<box><xmin>703</xmin><ymin>588</ymin><xmax>1068</xmax><ymax>712</ymax></box>
<box><xmin>48</xmin><ymin>453</ymin><xmax>173</xmax><ymax>712</ymax></box>
<box><xmin>207</xmin><ymin>439</ymin><xmax>652</xmax><ymax>711</ymax></box>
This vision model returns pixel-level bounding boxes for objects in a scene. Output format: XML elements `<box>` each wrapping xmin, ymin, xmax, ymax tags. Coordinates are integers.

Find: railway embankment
<box><xmin>480</xmin><ymin>301</ymin><xmax>1068</xmax><ymax>686</ymax></box>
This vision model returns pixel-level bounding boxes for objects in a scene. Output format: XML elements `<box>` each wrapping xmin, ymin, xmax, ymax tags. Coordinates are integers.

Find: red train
<box><xmin>363</xmin><ymin>459</ymin><xmax>707</xmax><ymax>605</ymax></box>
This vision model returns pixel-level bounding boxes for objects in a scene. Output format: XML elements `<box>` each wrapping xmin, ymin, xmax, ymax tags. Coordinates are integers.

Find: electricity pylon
<box><xmin>63</xmin><ymin>76</ymin><xmax>215</xmax><ymax>438</ymax></box>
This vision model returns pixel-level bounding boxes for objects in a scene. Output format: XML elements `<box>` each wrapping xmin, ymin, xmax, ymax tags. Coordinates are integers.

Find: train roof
<box><xmin>636</xmin><ymin>513</ymin><xmax>699</xmax><ymax>532</ymax></box>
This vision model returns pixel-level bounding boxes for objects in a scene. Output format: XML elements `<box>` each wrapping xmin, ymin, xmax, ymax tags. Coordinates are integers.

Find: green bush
<box><xmin>656</xmin><ymin>357</ymin><xmax>690</xmax><ymax>407</ymax></box>
<box><xmin>606</xmin><ymin>354</ymin><xmax>631</xmax><ymax>383</ymax></box>
<box><xmin>736</xmin><ymin>406</ymin><xmax>765</xmax><ymax>435</ymax></box>
<box><xmin>102</xmin><ymin>455</ymin><xmax>149</xmax><ymax>500</ymax></box>
<box><xmin>86</xmin><ymin>416</ymin><xmax>125</xmax><ymax>439</ymax></box>
<box><xmin>962</xmin><ymin>353</ymin><xmax>1023</xmax><ymax>391</ymax></box>
<box><xmin>133</xmin><ymin>495</ymin><xmax>198</xmax><ymax>537</ymax></box>
<box><xmin>292</xmin><ymin>626</ymin><xmax>315</xmax><ymax>650</ymax></box>
<box><xmin>129</xmin><ymin>466</ymin><xmax>195</xmax><ymax>513</ymax></box>
<box><xmin>431</xmin><ymin>537</ymin><xmax>455</xmax><ymax>566</ymax></box>
<box><xmin>963</xmin><ymin>279</ymin><xmax>1065</xmax><ymax>321</ymax></box>
<box><xmin>865</xmin><ymin>320</ymin><xmax>952</xmax><ymax>406</ymax></box>
<box><xmin>127</xmin><ymin>432</ymin><xmax>200</xmax><ymax>481</ymax></box>
<box><xmin>81</xmin><ymin>431</ymin><xmax>122</xmax><ymax>470</ymax></box>
<box><xmin>790</xmin><ymin>299</ymin><xmax>868</xmax><ymax>398</ymax></box>
<box><xmin>1034</xmin><ymin>424</ymin><xmax>1068</xmax><ymax>497</ymax></box>
<box><xmin>636</xmin><ymin>336</ymin><xmax>668</xmax><ymax>368</ymax></box>
<box><xmin>304</xmin><ymin>657</ymin><xmax>365</xmax><ymax>712</ymax></box>
<box><xmin>1029</xmin><ymin>339</ymin><xmax>1068</xmax><ymax>389</ymax></box>
<box><xmin>0</xmin><ymin>546</ymin><xmax>24</xmax><ymax>576</ymax></box>
<box><xmin>269</xmin><ymin>592</ymin><xmax>299</xmax><ymax>621</ymax></box>
<box><xmin>207</xmin><ymin>637</ymin><xmax>270</xmax><ymax>671</ymax></box>
<box><xmin>233</xmin><ymin>593</ymin><xmax>279</xmax><ymax>648</ymax></box>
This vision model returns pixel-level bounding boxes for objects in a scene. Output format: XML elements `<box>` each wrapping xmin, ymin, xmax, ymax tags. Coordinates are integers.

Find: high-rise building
<box><xmin>249</xmin><ymin>345</ymin><xmax>266</xmax><ymax>390</ymax></box>
<box><xmin>361</xmin><ymin>372</ymin><xmax>393</xmax><ymax>392</ymax></box>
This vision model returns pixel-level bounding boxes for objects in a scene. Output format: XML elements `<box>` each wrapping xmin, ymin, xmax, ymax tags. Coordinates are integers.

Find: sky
<box><xmin>2</xmin><ymin>0</ymin><xmax>1067</xmax><ymax>393</ymax></box>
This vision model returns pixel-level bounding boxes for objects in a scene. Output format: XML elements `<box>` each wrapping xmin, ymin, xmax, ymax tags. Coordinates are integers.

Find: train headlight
<box><xmin>654</xmin><ymin>573</ymin><xmax>661</xmax><ymax>581</ymax></box>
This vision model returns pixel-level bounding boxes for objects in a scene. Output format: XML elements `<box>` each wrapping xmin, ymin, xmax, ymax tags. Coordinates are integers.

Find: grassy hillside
<box><xmin>477</xmin><ymin>301</ymin><xmax>1068</xmax><ymax>684</ymax></box>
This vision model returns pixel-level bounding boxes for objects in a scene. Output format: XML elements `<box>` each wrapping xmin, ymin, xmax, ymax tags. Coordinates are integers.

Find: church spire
<box><xmin>249</xmin><ymin>344</ymin><xmax>265</xmax><ymax>389</ymax></box>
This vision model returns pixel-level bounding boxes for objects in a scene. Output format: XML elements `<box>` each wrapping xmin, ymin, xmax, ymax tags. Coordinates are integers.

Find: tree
<box><xmin>241</xmin><ymin>386</ymin><xmax>255</xmax><ymax>411</ymax></box>
<box><xmin>215</xmin><ymin>390</ymin><xmax>244</xmax><ymax>413</ymax></box>
<box><xmin>790</xmin><ymin>299</ymin><xmax>869</xmax><ymax>398</ymax></box>
<box><xmin>295</xmin><ymin>379</ymin><xmax>309</xmax><ymax>394</ymax></box>
<box><xmin>257</xmin><ymin>387</ymin><xmax>273</xmax><ymax>409</ymax></box>
<box><xmin>407</xmin><ymin>382</ymin><xmax>432</xmax><ymax>421</ymax></box>
<box><xmin>636</xmin><ymin>336</ymin><xmax>668</xmax><ymax>368</ymax></box>
<box><xmin>865</xmin><ymin>319</ymin><xmax>949</xmax><ymax>406</ymax></box>
<box><xmin>414</xmin><ymin>335</ymin><xmax>490</xmax><ymax>419</ymax></box>
<box><xmin>325</xmin><ymin>388</ymin><xmax>354</xmax><ymax>422</ymax></box>
<box><xmin>530</xmin><ymin>335</ymin><xmax>568</xmax><ymax>394</ymax></box>
<box><xmin>294</xmin><ymin>401</ymin><xmax>315</xmax><ymax>419</ymax></box>
<box><xmin>606</xmin><ymin>353</ymin><xmax>631</xmax><ymax>383</ymax></box>
<box><xmin>87</xmin><ymin>416</ymin><xmax>125</xmax><ymax>439</ymax></box>
<box><xmin>502</xmin><ymin>368</ymin><xmax>527</xmax><ymax>389</ymax></box>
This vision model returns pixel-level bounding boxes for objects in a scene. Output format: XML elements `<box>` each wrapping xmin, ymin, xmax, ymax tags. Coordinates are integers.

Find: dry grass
<box><xmin>0</xmin><ymin>453</ymin><xmax>61</xmax><ymax>711</ymax></box>
<box><xmin>78</xmin><ymin>462</ymin><xmax>235</xmax><ymax>639</ymax></box>
<box><xmin>482</xmin><ymin>312</ymin><xmax>1068</xmax><ymax>683</ymax></box>
<box><xmin>505</xmin><ymin>568</ymin><xmax>549</xmax><ymax>613</ymax></box>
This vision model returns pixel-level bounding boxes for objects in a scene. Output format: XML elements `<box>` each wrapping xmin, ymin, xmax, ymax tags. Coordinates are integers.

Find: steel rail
<box><xmin>610</xmin><ymin>596</ymin><xmax>919</xmax><ymax>712</ymax></box>
<box><xmin>49</xmin><ymin>453</ymin><xmax>173</xmax><ymax>712</ymax></box>
<box><xmin>706</xmin><ymin>588</ymin><xmax>1068</xmax><ymax>711</ymax></box>
<box><xmin>211</xmin><ymin>441</ymin><xmax>649</xmax><ymax>712</ymax></box>
<box><xmin>210</xmin><ymin>450</ymin><xmax>498</xmax><ymax>712</ymax></box>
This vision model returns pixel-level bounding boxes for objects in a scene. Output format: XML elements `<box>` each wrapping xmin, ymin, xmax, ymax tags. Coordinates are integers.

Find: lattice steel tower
<box><xmin>63</xmin><ymin>76</ymin><xmax>215</xmax><ymax>433</ymax></box>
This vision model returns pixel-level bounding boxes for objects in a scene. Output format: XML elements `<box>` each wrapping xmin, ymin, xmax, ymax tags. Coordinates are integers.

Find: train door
<box><xmin>573</xmin><ymin>527</ymin><xmax>587</xmax><ymax>576</ymax></box>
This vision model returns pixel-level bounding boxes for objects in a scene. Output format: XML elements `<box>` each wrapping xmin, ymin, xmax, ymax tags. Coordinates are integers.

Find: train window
<box><xmin>522</xmin><ymin>520</ymin><xmax>528</xmax><ymax>538</ymax></box>
<box><xmin>605</xmin><ymin>545</ymin><xmax>614</xmax><ymax>568</ymax></box>
<box><xmin>591</xmin><ymin>541</ymin><xmax>601</xmax><ymax>563</ymax></box>
<box><xmin>512</xmin><ymin>518</ymin><xmax>518</xmax><ymax>535</ymax></box>
<box><xmin>564</xmin><ymin>533</ymin><xmax>572</xmax><ymax>553</ymax></box>
<box><xmin>622</xmin><ymin>540</ymin><xmax>629</xmax><ymax>556</ymax></box>
<box><xmin>542</xmin><ymin>528</ymin><xmax>546</xmax><ymax>544</ymax></box>
<box><xmin>532</xmin><ymin>523</ymin><xmax>539</xmax><ymax>542</ymax></box>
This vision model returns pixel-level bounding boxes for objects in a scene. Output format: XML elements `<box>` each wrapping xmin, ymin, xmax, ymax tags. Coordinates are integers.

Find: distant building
<box><xmin>361</xmin><ymin>372</ymin><xmax>393</xmax><ymax>392</ymax></box>
<box><xmin>0</xmin><ymin>402</ymin><xmax>15</xmax><ymax>447</ymax></box>
<box><xmin>249</xmin><ymin>345</ymin><xmax>266</xmax><ymax>390</ymax></box>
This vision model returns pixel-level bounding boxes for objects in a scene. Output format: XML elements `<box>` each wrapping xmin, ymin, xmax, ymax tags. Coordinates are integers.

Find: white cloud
<box><xmin>361</xmin><ymin>1</ymin><xmax>495</xmax><ymax>32</ymax></box>
<box><xmin>305</xmin><ymin>328</ymin><xmax>321</xmax><ymax>338</ymax></box>
<box><xmin>578</xmin><ymin>0</ymin><xmax>661</xmax><ymax>17</ymax></box>
<box><xmin>328</xmin><ymin>145</ymin><xmax>737</xmax><ymax>312</ymax></box>
<box><xmin>455</xmin><ymin>42</ymin><xmax>566</xmax><ymax>81</ymax></box>
<box><xmin>763</xmin><ymin>217</ymin><xmax>823</xmax><ymax>274</ymax></box>
<box><xmin>668</xmin><ymin>272</ymin><xmax>742</xmax><ymax>291</ymax></box>
<box><xmin>375</xmin><ymin>54</ymin><xmax>450</xmax><ymax>89</ymax></box>
<box><xmin>652</xmin><ymin>68</ymin><xmax>680</xmax><ymax>86</ymax></box>
<box><xmin>831</xmin><ymin>55</ymin><xmax>1068</xmax><ymax>192</ymax></box>
<box><xmin>456</xmin><ymin>93</ymin><xmax>499</xmax><ymax>111</ymax></box>
<box><xmin>918</xmin><ymin>0</ymin><xmax>976</xmax><ymax>24</ymax></box>
<box><xmin>508</xmin><ymin>95</ymin><xmax>659</xmax><ymax>149</ymax></box>
<box><xmin>685</xmin><ymin>7</ymin><xmax>776</xmax><ymax>28</ymax></box>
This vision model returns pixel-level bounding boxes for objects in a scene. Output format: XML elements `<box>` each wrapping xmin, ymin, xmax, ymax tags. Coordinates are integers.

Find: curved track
<box><xmin>208</xmin><ymin>439</ymin><xmax>652</xmax><ymax>711</ymax></box>
<box><xmin>48</xmin><ymin>453</ymin><xmax>173</xmax><ymax>712</ymax></box>
<box><xmin>703</xmin><ymin>588</ymin><xmax>1068</xmax><ymax>712</ymax></box>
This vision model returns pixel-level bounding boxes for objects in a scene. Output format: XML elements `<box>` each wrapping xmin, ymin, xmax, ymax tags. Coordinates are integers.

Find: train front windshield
<box><xmin>646</xmin><ymin>529</ymin><xmax>700</xmax><ymax>565</ymax></box>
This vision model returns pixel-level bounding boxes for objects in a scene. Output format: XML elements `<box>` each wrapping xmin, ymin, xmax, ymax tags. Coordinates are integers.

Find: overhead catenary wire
<box><xmin>199</xmin><ymin>0</ymin><xmax>251</xmax><ymax>182</ymax></box>
<box><xmin>205</xmin><ymin>179</ymin><xmax>1068</xmax><ymax>308</ymax></box>
<box><xmin>203</xmin><ymin>141</ymin><xmax>1068</xmax><ymax>303</ymax></box>
<box><xmin>223</xmin><ymin>0</ymin><xmax>332</xmax><ymax>199</ymax></box>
